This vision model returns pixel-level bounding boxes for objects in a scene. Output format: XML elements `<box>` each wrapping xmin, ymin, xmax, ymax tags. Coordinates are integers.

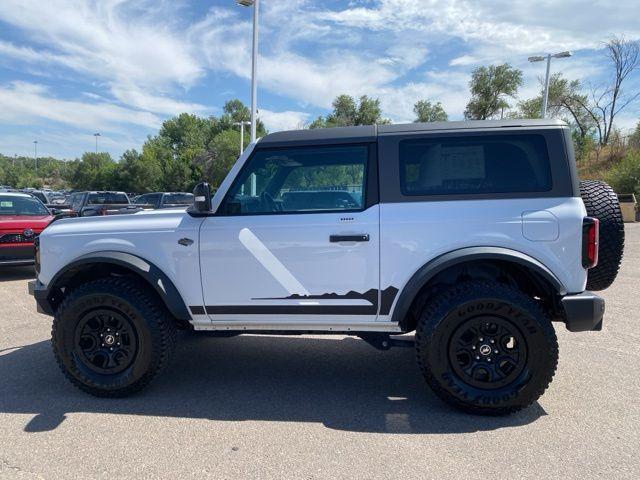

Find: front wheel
<box><xmin>415</xmin><ymin>281</ymin><xmax>558</xmax><ymax>415</ymax></box>
<box><xmin>52</xmin><ymin>277</ymin><xmax>176</xmax><ymax>397</ymax></box>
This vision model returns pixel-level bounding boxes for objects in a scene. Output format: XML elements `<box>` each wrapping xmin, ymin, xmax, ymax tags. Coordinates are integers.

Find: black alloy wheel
<box><xmin>74</xmin><ymin>309</ymin><xmax>138</xmax><ymax>375</ymax></box>
<box><xmin>449</xmin><ymin>316</ymin><xmax>527</xmax><ymax>390</ymax></box>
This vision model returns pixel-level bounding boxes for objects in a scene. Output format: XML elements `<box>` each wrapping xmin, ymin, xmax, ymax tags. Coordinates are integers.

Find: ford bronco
<box><xmin>29</xmin><ymin>119</ymin><xmax>625</xmax><ymax>415</ymax></box>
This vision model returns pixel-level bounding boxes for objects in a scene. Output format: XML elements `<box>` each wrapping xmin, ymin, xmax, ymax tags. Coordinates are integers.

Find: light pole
<box><xmin>528</xmin><ymin>51</ymin><xmax>572</xmax><ymax>118</ymax></box>
<box><xmin>236</xmin><ymin>0</ymin><xmax>259</xmax><ymax>143</ymax></box>
<box><xmin>233</xmin><ymin>121</ymin><xmax>251</xmax><ymax>154</ymax></box>
<box><xmin>94</xmin><ymin>132</ymin><xmax>101</xmax><ymax>153</ymax></box>
<box><xmin>33</xmin><ymin>140</ymin><xmax>38</xmax><ymax>177</ymax></box>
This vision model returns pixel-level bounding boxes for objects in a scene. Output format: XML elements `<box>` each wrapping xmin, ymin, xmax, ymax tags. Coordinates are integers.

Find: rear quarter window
<box><xmin>399</xmin><ymin>134</ymin><xmax>552</xmax><ymax>196</ymax></box>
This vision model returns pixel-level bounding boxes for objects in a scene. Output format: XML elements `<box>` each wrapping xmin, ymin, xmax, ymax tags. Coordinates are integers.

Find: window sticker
<box><xmin>440</xmin><ymin>145</ymin><xmax>485</xmax><ymax>180</ymax></box>
<box><xmin>1</xmin><ymin>201</ymin><xmax>13</xmax><ymax>207</ymax></box>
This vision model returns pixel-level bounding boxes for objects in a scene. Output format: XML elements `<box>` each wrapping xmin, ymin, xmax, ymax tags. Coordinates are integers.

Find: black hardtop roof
<box><xmin>258</xmin><ymin>119</ymin><xmax>567</xmax><ymax>147</ymax></box>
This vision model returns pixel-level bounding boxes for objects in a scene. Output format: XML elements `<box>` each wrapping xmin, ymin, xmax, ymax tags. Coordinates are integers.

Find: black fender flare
<box><xmin>47</xmin><ymin>251</ymin><xmax>191</xmax><ymax>321</ymax></box>
<box><xmin>390</xmin><ymin>246</ymin><xmax>566</xmax><ymax>326</ymax></box>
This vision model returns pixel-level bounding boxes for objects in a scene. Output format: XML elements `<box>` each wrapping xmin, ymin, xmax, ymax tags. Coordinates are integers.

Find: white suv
<box><xmin>29</xmin><ymin>119</ymin><xmax>624</xmax><ymax>415</ymax></box>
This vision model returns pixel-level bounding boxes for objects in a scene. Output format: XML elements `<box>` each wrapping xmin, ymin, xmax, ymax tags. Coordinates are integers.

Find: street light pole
<box><xmin>250</xmin><ymin>0</ymin><xmax>259</xmax><ymax>143</ymax></box>
<box><xmin>528</xmin><ymin>51</ymin><xmax>572</xmax><ymax>118</ymax></box>
<box><xmin>33</xmin><ymin>140</ymin><xmax>38</xmax><ymax>177</ymax></box>
<box><xmin>236</xmin><ymin>0</ymin><xmax>259</xmax><ymax>143</ymax></box>
<box><xmin>233</xmin><ymin>121</ymin><xmax>251</xmax><ymax>154</ymax></box>
<box><xmin>94</xmin><ymin>132</ymin><xmax>101</xmax><ymax>153</ymax></box>
<box><xmin>541</xmin><ymin>54</ymin><xmax>552</xmax><ymax>119</ymax></box>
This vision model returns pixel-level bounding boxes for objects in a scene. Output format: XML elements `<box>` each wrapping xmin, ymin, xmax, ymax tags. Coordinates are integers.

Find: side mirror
<box><xmin>193</xmin><ymin>182</ymin><xmax>212</xmax><ymax>213</ymax></box>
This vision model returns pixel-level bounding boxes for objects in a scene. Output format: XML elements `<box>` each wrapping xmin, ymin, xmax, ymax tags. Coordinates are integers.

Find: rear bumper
<box><xmin>561</xmin><ymin>291</ymin><xmax>605</xmax><ymax>332</ymax></box>
<box><xmin>28</xmin><ymin>279</ymin><xmax>54</xmax><ymax>315</ymax></box>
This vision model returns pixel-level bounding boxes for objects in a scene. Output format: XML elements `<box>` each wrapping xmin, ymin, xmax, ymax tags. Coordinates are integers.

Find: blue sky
<box><xmin>0</xmin><ymin>0</ymin><xmax>639</xmax><ymax>159</ymax></box>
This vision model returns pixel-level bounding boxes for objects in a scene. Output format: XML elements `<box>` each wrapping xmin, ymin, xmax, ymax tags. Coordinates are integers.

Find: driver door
<box><xmin>199</xmin><ymin>143</ymin><xmax>381</xmax><ymax>327</ymax></box>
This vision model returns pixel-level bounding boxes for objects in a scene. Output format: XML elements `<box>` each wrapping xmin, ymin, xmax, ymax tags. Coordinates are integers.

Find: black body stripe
<box><xmin>203</xmin><ymin>305</ymin><xmax>377</xmax><ymax>315</ymax></box>
<box><xmin>189</xmin><ymin>286</ymin><xmax>399</xmax><ymax>317</ymax></box>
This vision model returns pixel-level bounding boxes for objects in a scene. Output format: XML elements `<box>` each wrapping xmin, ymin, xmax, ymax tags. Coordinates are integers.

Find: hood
<box><xmin>42</xmin><ymin>209</ymin><xmax>191</xmax><ymax>237</ymax></box>
<box><xmin>0</xmin><ymin>215</ymin><xmax>53</xmax><ymax>232</ymax></box>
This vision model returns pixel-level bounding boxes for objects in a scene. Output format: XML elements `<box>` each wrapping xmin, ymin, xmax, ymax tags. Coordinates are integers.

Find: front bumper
<box><xmin>0</xmin><ymin>245</ymin><xmax>35</xmax><ymax>266</ymax></box>
<box><xmin>28</xmin><ymin>279</ymin><xmax>54</xmax><ymax>315</ymax></box>
<box><xmin>561</xmin><ymin>291</ymin><xmax>605</xmax><ymax>332</ymax></box>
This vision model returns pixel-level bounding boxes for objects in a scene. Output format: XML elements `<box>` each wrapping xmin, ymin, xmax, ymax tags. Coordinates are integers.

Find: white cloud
<box><xmin>316</xmin><ymin>0</ymin><xmax>640</xmax><ymax>55</ymax></box>
<box><xmin>109</xmin><ymin>85</ymin><xmax>207</xmax><ymax>116</ymax></box>
<box><xmin>0</xmin><ymin>0</ymin><xmax>205</xmax><ymax>119</ymax></box>
<box><xmin>259</xmin><ymin>109</ymin><xmax>310</xmax><ymax>132</ymax></box>
<box><xmin>0</xmin><ymin>81</ymin><xmax>161</xmax><ymax>131</ymax></box>
<box><xmin>1</xmin><ymin>0</ymin><xmax>640</xmax><ymax>160</ymax></box>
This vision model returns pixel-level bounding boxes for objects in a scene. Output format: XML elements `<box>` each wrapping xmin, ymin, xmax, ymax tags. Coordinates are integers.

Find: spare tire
<box><xmin>579</xmin><ymin>180</ymin><xmax>625</xmax><ymax>291</ymax></box>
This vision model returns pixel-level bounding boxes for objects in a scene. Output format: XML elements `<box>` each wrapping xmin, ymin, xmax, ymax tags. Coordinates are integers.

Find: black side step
<box><xmin>357</xmin><ymin>333</ymin><xmax>415</xmax><ymax>351</ymax></box>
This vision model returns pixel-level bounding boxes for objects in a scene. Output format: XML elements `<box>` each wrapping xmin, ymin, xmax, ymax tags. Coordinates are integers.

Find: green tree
<box><xmin>116</xmin><ymin>149</ymin><xmax>163</xmax><ymax>193</ymax></box>
<box><xmin>310</xmin><ymin>94</ymin><xmax>390</xmax><ymax>128</ymax></box>
<box><xmin>71</xmin><ymin>152</ymin><xmax>116</xmax><ymax>190</ymax></box>
<box><xmin>413</xmin><ymin>100</ymin><xmax>448</xmax><ymax>122</ymax></box>
<box><xmin>514</xmin><ymin>73</ymin><xmax>593</xmax><ymax>139</ymax></box>
<box><xmin>606</xmin><ymin>150</ymin><xmax>640</xmax><ymax>195</ymax></box>
<box><xmin>584</xmin><ymin>37</ymin><xmax>640</xmax><ymax>146</ymax></box>
<box><xmin>200</xmin><ymin>129</ymin><xmax>243</xmax><ymax>188</ymax></box>
<box><xmin>629</xmin><ymin>121</ymin><xmax>640</xmax><ymax>151</ymax></box>
<box><xmin>464</xmin><ymin>63</ymin><xmax>523</xmax><ymax>120</ymax></box>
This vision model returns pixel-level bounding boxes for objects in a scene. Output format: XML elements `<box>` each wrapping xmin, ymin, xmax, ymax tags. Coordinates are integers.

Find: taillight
<box><xmin>582</xmin><ymin>217</ymin><xmax>599</xmax><ymax>269</ymax></box>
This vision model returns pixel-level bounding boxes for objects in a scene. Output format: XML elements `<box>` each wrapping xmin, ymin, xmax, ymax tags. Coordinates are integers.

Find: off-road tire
<box><xmin>52</xmin><ymin>277</ymin><xmax>177</xmax><ymax>397</ymax></box>
<box><xmin>579</xmin><ymin>180</ymin><xmax>625</xmax><ymax>291</ymax></box>
<box><xmin>415</xmin><ymin>281</ymin><xmax>558</xmax><ymax>415</ymax></box>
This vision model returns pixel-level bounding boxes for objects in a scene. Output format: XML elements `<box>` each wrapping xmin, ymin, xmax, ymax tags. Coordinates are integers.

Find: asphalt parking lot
<box><xmin>1</xmin><ymin>227</ymin><xmax>639</xmax><ymax>480</ymax></box>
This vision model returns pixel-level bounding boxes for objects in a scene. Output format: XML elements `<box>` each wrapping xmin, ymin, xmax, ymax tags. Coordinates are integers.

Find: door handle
<box><xmin>330</xmin><ymin>234</ymin><xmax>370</xmax><ymax>243</ymax></box>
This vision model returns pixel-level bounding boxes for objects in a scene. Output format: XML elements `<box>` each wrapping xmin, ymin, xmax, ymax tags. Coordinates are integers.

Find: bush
<box><xmin>605</xmin><ymin>150</ymin><xmax>640</xmax><ymax>195</ymax></box>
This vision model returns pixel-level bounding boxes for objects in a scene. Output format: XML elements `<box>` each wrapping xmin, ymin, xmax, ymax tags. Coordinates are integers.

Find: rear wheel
<box><xmin>52</xmin><ymin>277</ymin><xmax>176</xmax><ymax>397</ymax></box>
<box><xmin>415</xmin><ymin>281</ymin><xmax>558</xmax><ymax>415</ymax></box>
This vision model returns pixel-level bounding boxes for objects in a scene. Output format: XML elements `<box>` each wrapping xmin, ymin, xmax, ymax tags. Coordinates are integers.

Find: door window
<box><xmin>220</xmin><ymin>145</ymin><xmax>368</xmax><ymax>215</ymax></box>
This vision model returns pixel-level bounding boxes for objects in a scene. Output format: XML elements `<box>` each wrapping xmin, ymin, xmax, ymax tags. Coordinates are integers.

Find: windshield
<box><xmin>32</xmin><ymin>192</ymin><xmax>49</xmax><ymax>203</ymax></box>
<box><xmin>163</xmin><ymin>193</ymin><xmax>194</xmax><ymax>205</ymax></box>
<box><xmin>87</xmin><ymin>193</ymin><xmax>129</xmax><ymax>205</ymax></box>
<box><xmin>0</xmin><ymin>195</ymin><xmax>50</xmax><ymax>216</ymax></box>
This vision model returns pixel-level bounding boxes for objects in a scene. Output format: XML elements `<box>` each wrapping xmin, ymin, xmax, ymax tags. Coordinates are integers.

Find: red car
<box><xmin>0</xmin><ymin>192</ymin><xmax>54</xmax><ymax>266</ymax></box>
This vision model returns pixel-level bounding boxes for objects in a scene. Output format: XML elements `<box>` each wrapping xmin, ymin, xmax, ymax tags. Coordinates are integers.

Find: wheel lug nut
<box><xmin>490</xmin><ymin>339</ymin><xmax>495</xmax><ymax>344</ymax></box>
<box><xmin>494</xmin><ymin>350</ymin><xmax>499</xmax><ymax>354</ymax></box>
<box><xmin>472</xmin><ymin>346</ymin><xmax>476</xmax><ymax>350</ymax></box>
<box><xmin>479</xmin><ymin>337</ymin><xmax>484</xmax><ymax>341</ymax></box>
<box><xmin>475</xmin><ymin>356</ymin><xmax>480</xmax><ymax>360</ymax></box>
<box><xmin>487</xmin><ymin>358</ymin><xmax>492</xmax><ymax>362</ymax></box>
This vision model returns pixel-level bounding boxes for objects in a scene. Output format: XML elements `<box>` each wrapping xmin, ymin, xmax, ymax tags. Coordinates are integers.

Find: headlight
<box><xmin>34</xmin><ymin>236</ymin><xmax>40</xmax><ymax>274</ymax></box>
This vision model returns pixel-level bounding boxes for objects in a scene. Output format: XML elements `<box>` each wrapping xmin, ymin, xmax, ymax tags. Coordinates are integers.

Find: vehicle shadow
<box><xmin>0</xmin><ymin>334</ymin><xmax>546</xmax><ymax>434</ymax></box>
<box><xmin>0</xmin><ymin>265</ymin><xmax>35</xmax><ymax>282</ymax></box>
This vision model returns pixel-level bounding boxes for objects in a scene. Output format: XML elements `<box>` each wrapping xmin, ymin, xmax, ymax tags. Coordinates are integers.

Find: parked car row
<box><xmin>0</xmin><ymin>188</ymin><xmax>195</xmax><ymax>266</ymax></box>
<box><xmin>0</xmin><ymin>192</ymin><xmax>54</xmax><ymax>266</ymax></box>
